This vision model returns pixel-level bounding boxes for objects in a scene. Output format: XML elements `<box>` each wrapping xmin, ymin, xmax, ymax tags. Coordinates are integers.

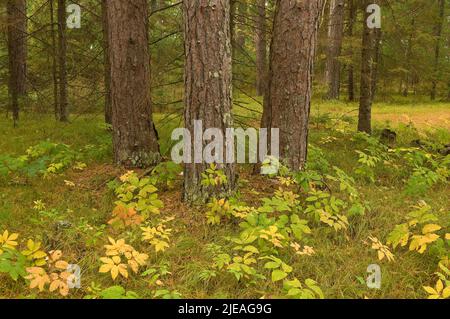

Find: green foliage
<box><xmin>387</xmin><ymin>201</ymin><xmax>447</xmax><ymax>254</ymax></box>
<box><xmin>0</xmin><ymin>141</ymin><xmax>82</xmax><ymax>178</ymax></box>
<box><xmin>201</xmin><ymin>164</ymin><xmax>228</xmax><ymax>187</ymax></box>
<box><xmin>153</xmin><ymin>289</ymin><xmax>182</xmax><ymax>299</ymax></box>
<box><xmin>0</xmin><ymin>249</ymin><xmax>28</xmax><ymax>281</ymax></box>
<box><xmin>113</xmin><ymin>171</ymin><xmax>164</xmax><ymax>220</ymax></box>
<box><xmin>261</xmin><ymin>255</ymin><xmax>293</xmax><ymax>282</ymax></box>
<box><xmin>84</xmin><ymin>284</ymin><xmax>139</xmax><ymax>299</ymax></box>
<box><xmin>151</xmin><ymin>161</ymin><xmax>182</xmax><ymax>190</ymax></box>
<box><xmin>283</xmin><ymin>278</ymin><xmax>324</xmax><ymax>299</ymax></box>
<box><xmin>394</xmin><ymin>148</ymin><xmax>449</xmax><ymax>196</ymax></box>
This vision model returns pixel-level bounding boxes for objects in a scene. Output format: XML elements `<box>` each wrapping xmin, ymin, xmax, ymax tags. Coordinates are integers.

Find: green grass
<box><xmin>0</xmin><ymin>101</ymin><xmax>448</xmax><ymax>299</ymax></box>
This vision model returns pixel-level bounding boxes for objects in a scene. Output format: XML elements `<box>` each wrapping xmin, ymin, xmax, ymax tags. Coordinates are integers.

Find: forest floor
<box><xmin>0</xmin><ymin>99</ymin><xmax>449</xmax><ymax>299</ymax></box>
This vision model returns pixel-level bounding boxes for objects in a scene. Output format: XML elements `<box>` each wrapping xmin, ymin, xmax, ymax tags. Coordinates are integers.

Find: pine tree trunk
<box><xmin>57</xmin><ymin>0</ymin><xmax>68</xmax><ymax>122</ymax></box>
<box><xmin>49</xmin><ymin>0</ymin><xmax>59</xmax><ymax>119</ymax></box>
<box><xmin>403</xmin><ymin>18</ymin><xmax>414</xmax><ymax>98</ymax></box>
<box><xmin>263</xmin><ymin>0</ymin><xmax>323</xmax><ymax>170</ymax></box>
<box><xmin>325</xmin><ymin>0</ymin><xmax>345</xmax><ymax>100</ymax></box>
<box><xmin>347</xmin><ymin>0</ymin><xmax>356</xmax><ymax>102</ymax></box>
<box><xmin>101</xmin><ymin>0</ymin><xmax>112</xmax><ymax>124</ymax></box>
<box><xmin>255</xmin><ymin>0</ymin><xmax>267</xmax><ymax>96</ymax></box>
<box><xmin>447</xmin><ymin>81</ymin><xmax>450</xmax><ymax>101</ymax></box>
<box><xmin>150</xmin><ymin>0</ymin><xmax>158</xmax><ymax>12</ymax></box>
<box><xmin>371</xmin><ymin>27</ymin><xmax>382</xmax><ymax>99</ymax></box>
<box><xmin>7</xmin><ymin>0</ymin><xmax>27</xmax><ymax>126</ymax></box>
<box><xmin>431</xmin><ymin>0</ymin><xmax>445</xmax><ymax>101</ymax></box>
<box><xmin>183</xmin><ymin>0</ymin><xmax>235</xmax><ymax>203</ymax></box>
<box><xmin>107</xmin><ymin>0</ymin><xmax>161</xmax><ymax>167</ymax></box>
<box><xmin>358</xmin><ymin>1</ymin><xmax>374</xmax><ymax>134</ymax></box>
<box><xmin>236</xmin><ymin>1</ymin><xmax>246</xmax><ymax>49</ymax></box>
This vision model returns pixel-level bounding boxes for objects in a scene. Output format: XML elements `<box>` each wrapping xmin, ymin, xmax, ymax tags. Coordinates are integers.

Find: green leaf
<box><xmin>271</xmin><ymin>269</ymin><xmax>287</xmax><ymax>282</ymax></box>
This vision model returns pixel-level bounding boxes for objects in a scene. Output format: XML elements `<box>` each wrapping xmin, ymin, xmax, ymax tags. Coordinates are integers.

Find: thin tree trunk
<box><xmin>235</xmin><ymin>1</ymin><xmax>246</xmax><ymax>48</ymax></box>
<box><xmin>183</xmin><ymin>0</ymin><xmax>235</xmax><ymax>203</ymax></box>
<box><xmin>150</xmin><ymin>0</ymin><xmax>158</xmax><ymax>12</ymax></box>
<box><xmin>358</xmin><ymin>1</ymin><xmax>374</xmax><ymax>134</ymax></box>
<box><xmin>255</xmin><ymin>0</ymin><xmax>267</xmax><ymax>96</ymax></box>
<box><xmin>431</xmin><ymin>0</ymin><xmax>445</xmax><ymax>101</ymax></box>
<box><xmin>57</xmin><ymin>0</ymin><xmax>68</xmax><ymax>122</ymax></box>
<box><xmin>403</xmin><ymin>18</ymin><xmax>414</xmax><ymax>97</ymax></box>
<box><xmin>347</xmin><ymin>0</ymin><xmax>356</xmax><ymax>102</ymax></box>
<box><xmin>263</xmin><ymin>0</ymin><xmax>323</xmax><ymax>170</ymax></box>
<box><xmin>7</xmin><ymin>0</ymin><xmax>27</xmax><ymax>126</ymax></box>
<box><xmin>325</xmin><ymin>0</ymin><xmax>345</xmax><ymax>100</ymax></box>
<box><xmin>371</xmin><ymin>27</ymin><xmax>382</xmax><ymax>99</ymax></box>
<box><xmin>107</xmin><ymin>0</ymin><xmax>161</xmax><ymax>167</ymax></box>
<box><xmin>49</xmin><ymin>0</ymin><xmax>58</xmax><ymax>119</ymax></box>
<box><xmin>447</xmin><ymin>81</ymin><xmax>450</xmax><ymax>101</ymax></box>
<box><xmin>101</xmin><ymin>0</ymin><xmax>112</xmax><ymax>124</ymax></box>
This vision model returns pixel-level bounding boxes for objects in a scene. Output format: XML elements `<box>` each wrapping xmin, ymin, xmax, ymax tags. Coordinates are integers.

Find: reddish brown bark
<box><xmin>57</xmin><ymin>0</ymin><xmax>68</xmax><ymax>122</ymax></box>
<box><xmin>358</xmin><ymin>1</ymin><xmax>374</xmax><ymax>134</ymax></box>
<box><xmin>263</xmin><ymin>0</ymin><xmax>324</xmax><ymax>170</ymax></box>
<box><xmin>101</xmin><ymin>0</ymin><xmax>112</xmax><ymax>124</ymax></box>
<box><xmin>183</xmin><ymin>0</ymin><xmax>235</xmax><ymax>203</ymax></box>
<box><xmin>7</xmin><ymin>0</ymin><xmax>27</xmax><ymax>126</ymax></box>
<box><xmin>255</xmin><ymin>0</ymin><xmax>267</xmax><ymax>96</ymax></box>
<box><xmin>107</xmin><ymin>0</ymin><xmax>161</xmax><ymax>167</ymax></box>
<box><xmin>326</xmin><ymin>0</ymin><xmax>345</xmax><ymax>100</ymax></box>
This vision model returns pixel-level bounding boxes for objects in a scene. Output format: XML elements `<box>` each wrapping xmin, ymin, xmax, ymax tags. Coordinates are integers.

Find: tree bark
<box><xmin>358</xmin><ymin>1</ymin><xmax>374</xmax><ymax>134</ymax></box>
<box><xmin>263</xmin><ymin>0</ymin><xmax>323</xmax><ymax>171</ymax></box>
<box><xmin>235</xmin><ymin>0</ymin><xmax>246</xmax><ymax>48</ymax></box>
<box><xmin>325</xmin><ymin>0</ymin><xmax>345</xmax><ymax>100</ymax></box>
<box><xmin>255</xmin><ymin>0</ymin><xmax>267</xmax><ymax>96</ymax></box>
<box><xmin>7</xmin><ymin>0</ymin><xmax>27</xmax><ymax>126</ymax></box>
<box><xmin>183</xmin><ymin>0</ymin><xmax>235</xmax><ymax>203</ymax></box>
<box><xmin>371</xmin><ymin>27</ymin><xmax>382</xmax><ymax>99</ymax></box>
<box><xmin>101</xmin><ymin>0</ymin><xmax>112</xmax><ymax>124</ymax></box>
<box><xmin>447</xmin><ymin>80</ymin><xmax>450</xmax><ymax>101</ymax></box>
<box><xmin>57</xmin><ymin>0</ymin><xmax>68</xmax><ymax>122</ymax></box>
<box><xmin>431</xmin><ymin>0</ymin><xmax>445</xmax><ymax>101</ymax></box>
<box><xmin>346</xmin><ymin>0</ymin><xmax>356</xmax><ymax>102</ymax></box>
<box><xmin>402</xmin><ymin>17</ymin><xmax>414</xmax><ymax>97</ymax></box>
<box><xmin>107</xmin><ymin>0</ymin><xmax>161</xmax><ymax>167</ymax></box>
<box><xmin>49</xmin><ymin>0</ymin><xmax>59</xmax><ymax>119</ymax></box>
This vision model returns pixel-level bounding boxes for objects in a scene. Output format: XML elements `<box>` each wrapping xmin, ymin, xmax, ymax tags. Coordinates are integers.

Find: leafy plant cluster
<box><xmin>0</xmin><ymin>230</ymin><xmax>75</xmax><ymax>297</ymax></box>
<box><xmin>350</xmin><ymin>132</ymin><xmax>449</xmax><ymax>197</ymax></box>
<box><xmin>385</xmin><ymin>201</ymin><xmax>450</xmax><ymax>299</ymax></box>
<box><xmin>0</xmin><ymin>141</ymin><xmax>86</xmax><ymax>179</ymax></box>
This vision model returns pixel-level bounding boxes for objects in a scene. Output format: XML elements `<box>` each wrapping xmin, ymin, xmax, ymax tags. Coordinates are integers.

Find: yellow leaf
<box><xmin>1</xmin><ymin>230</ymin><xmax>10</xmax><ymax>242</ymax></box>
<box><xmin>35</xmin><ymin>259</ymin><xmax>47</xmax><ymax>267</ymax></box>
<box><xmin>436</xmin><ymin>280</ymin><xmax>444</xmax><ymax>293</ymax></box>
<box><xmin>27</xmin><ymin>239</ymin><xmax>34</xmax><ymax>251</ymax></box>
<box><xmin>33</xmin><ymin>251</ymin><xmax>47</xmax><ymax>259</ymax></box>
<box><xmin>59</xmin><ymin>283</ymin><xmax>69</xmax><ymax>296</ymax></box>
<box><xmin>55</xmin><ymin>260</ymin><xmax>69</xmax><ymax>270</ymax></box>
<box><xmin>445</xmin><ymin>233</ymin><xmax>450</xmax><ymax>240</ymax></box>
<box><xmin>128</xmin><ymin>260</ymin><xmax>138</xmax><ymax>273</ymax></box>
<box><xmin>100</xmin><ymin>257</ymin><xmax>113</xmax><ymax>264</ymax></box>
<box><xmin>99</xmin><ymin>264</ymin><xmax>113</xmax><ymax>273</ymax></box>
<box><xmin>443</xmin><ymin>287</ymin><xmax>450</xmax><ymax>299</ymax></box>
<box><xmin>112</xmin><ymin>255</ymin><xmax>121</xmax><ymax>264</ymax></box>
<box><xmin>49</xmin><ymin>250</ymin><xmax>62</xmax><ymax>262</ymax></box>
<box><xmin>118</xmin><ymin>265</ymin><xmax>128</xmax><ymax>278</ymax></box>
<box><xmin>422</xmin><ymin>224</ymin><xmax>442</xmax><ymax>234</ymax></box>
<box><xmin>8</xmin><ymin>233</ymin><xmax>18</xmax><ymax>240</ymax></box>
<box><xmin>377</xmin><ymin>251</ymin><xmax>384</xmax><ymax>261</ymax></box>
<box><xmin>111</xmin><ymin>266</ymin><xmax>119</xmax><ymax>280</ymax></box>
<box><xmin>49</xmin><ymin>280</ymin><xmax>60</xmax><ymax>292</ymax></box>
<box><xmin>423</xmin><ymin>286</ymin><xmax>438</xmax><ymax>295</ymax></box>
